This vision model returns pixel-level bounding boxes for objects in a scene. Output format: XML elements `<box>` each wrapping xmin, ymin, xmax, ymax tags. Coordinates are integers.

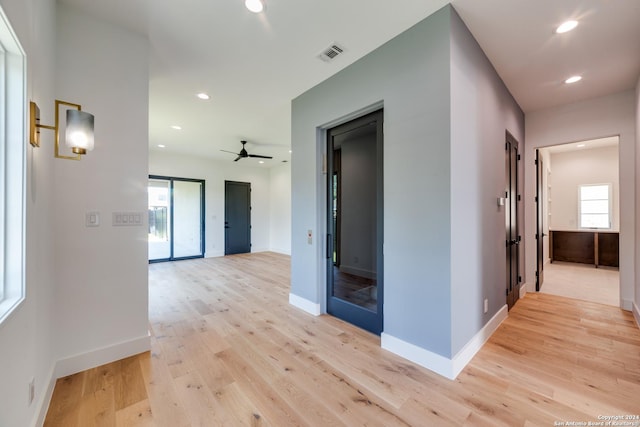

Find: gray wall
<box><xmin>292</xmin><ymin>5</ymin><xmax>452</xmax><ymax>356</ymax></box>
<box><xmin>291</xmin><ymin>5</ymin><xmax>524</xmax><ymax>360</ymax></box>
<box><xmin>449</xmin><ymin>9</ymin><xmax>524</xmax><ymax>355</ymax></box>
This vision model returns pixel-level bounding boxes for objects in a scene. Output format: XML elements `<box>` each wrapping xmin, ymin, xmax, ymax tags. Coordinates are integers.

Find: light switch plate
<box><xmin>86</xmin><ymin>211</ymin><xmax>100</xmax><ymax>227</ymax></box>
<box><xmin>112</xmin><ymin>212</ymin><xmax>144</xmax><ymax>226</ymax></box>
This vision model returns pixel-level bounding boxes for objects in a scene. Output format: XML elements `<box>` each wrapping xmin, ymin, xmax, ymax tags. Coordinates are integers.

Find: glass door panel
<box><xmin>327</xmin><ymin>109</ymin><xmax>383</xmax><ymax>335</ymax></box>
<box><xmin>173</xmin><ymin>180</ymin><xmax>204</xmax><ymax>258</ymax></box>
<box><xmin>148</xmin><ymin>179</ymin><xmax>171</xmax><ymax>261</ymax></box>
<box><xmin>148</xmin><ymin>176</ymin><xmax>205</xmax><ymax>262</ymax></box>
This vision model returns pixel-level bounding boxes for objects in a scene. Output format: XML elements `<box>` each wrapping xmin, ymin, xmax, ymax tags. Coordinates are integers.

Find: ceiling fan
<box><xmin>221</xmin><ymin>140</ymin><xmax>273</xmax><ymax>162</ymax></box>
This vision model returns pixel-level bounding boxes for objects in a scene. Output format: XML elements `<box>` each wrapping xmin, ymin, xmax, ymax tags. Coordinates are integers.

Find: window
<box><xmin>579</xmin><ymin>184</ymin><xmax>611</xmax><ymax>229</ymax></box>
<box><xmin>0</xmin><ymin>7</ymin><xmax>26</xmax><ymax>324</ymax></box>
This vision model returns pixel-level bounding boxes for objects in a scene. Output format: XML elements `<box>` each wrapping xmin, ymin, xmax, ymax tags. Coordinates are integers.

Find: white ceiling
<box><xmin>57</xmin><ymin>0</ymin><xmax>640</xmax><ymax>167</ymax></box>
<box><xmin>543</xmin><ymin>135</ymin><xmax>619</xmax><ymax>154</ymax></box>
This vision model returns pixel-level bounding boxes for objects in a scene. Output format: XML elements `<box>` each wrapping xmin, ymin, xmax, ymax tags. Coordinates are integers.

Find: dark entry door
<box><xmin>225</xmin><ymin>181</ymin><xmax>251</xmax><ymax>255</ymax></box>
<box><xmin>505</xmin><ymin>133</ymin><xmax>520</xmax><ymax>310</ymax></box>
<box><xmin>327</xmin><ymin>109</ymin><xmax>383</xmax><ymax>335</ymax></box>
<box><xmin>535</xmin><ymin>149</ymin><xmax>545</xmax><ymax>291</ymax></box>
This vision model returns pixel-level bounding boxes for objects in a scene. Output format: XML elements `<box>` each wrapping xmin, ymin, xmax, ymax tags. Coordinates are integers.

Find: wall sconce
<box><xmin>29</xmin><ymin>99</ymin><xmax>95</xmax><ymax>160</ymax></box>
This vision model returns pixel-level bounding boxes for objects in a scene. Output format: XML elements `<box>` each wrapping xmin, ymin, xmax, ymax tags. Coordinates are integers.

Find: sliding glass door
<box><xmin>148</xmin><ymin>176</ymin><xmax>205</xmax><ymax>262</ymax></box>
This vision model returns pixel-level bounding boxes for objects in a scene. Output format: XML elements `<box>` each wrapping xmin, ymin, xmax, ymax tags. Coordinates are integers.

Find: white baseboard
<box><xmin>621</xmin><ymin>298</ymin><xmax>633</xmax><ymax>312</ymax></box>
<box><xmin>31</xmin><ymin>364</ymin><xmax>56</xmax><ymax>427</ymax></box>
<box><xmin>382</xmin><ymin>304</ymin><xmax>508</xmax><ymax>380</ymax></box>
<box><xmin>519</xmin><ymin>283</ymin><xmax>527</xmax><ymax>299</ymax></box>
<box><xmin>269</xmin><ymin>248</ymin><xmax>291</xmax><ymax>256</ymax></box>
<box><xmin>633</xmin><ymin>302</ymin><xmax>640</xmax><ymax>329</ymax></box>
<box><xmin>289</xmin><ymin>293</ymin><xmax>321</xmax><ymax>316</ymax></box>
<box><xmin>451</xmin><ymin>304</ymin><xmax>508</xmax><ymax>377</ymax></box>
<box><xmin>54</xmin><ymin>333</ymin><xmax>150</xmax><ymax>379</ymax></box>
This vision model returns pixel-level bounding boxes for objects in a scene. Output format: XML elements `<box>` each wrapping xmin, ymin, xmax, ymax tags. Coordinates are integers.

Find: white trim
<box><xmin>54</xmin><ymin>333</ymin><xmax>151</xmax><ymax>379</ymax></box>
<box><xmin>632</xmin><ymin>301</ymin><xmax>640</xmax><ymax>329</ymax></box>
<box><xmin>450</xmin><ymin>304</ymin><xmax>508</xmax><ymax>377</ymax></box>
<box><xmin>32</xmin><ymin>364</ymin><xmax>56</xmax><ymax>427</ymax></box>
<box><xmin>289</xmin><ymin>293</ymin><xmax>321</xmax><ymax>316</ymax></box>
<box><xmin>622</xmin><ymin>297</ymin><xmax>633</xmax><ymax>312</ymax></box>
<box><xmin>519</xmin><ymin>283</ymin><xmax>527</xmax><ymax>299</ymax></box>
<box><xmin>382</xmin><ymin>304</ymin><xmax>508</xmax><ymax>380</ymax></box>
<box><xmin>269</xmin><ymin>248</ymin><xmax>291</xmax><ymax>256</ymax></box>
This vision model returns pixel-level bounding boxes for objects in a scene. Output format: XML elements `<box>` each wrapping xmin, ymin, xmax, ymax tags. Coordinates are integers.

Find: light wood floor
<box><xmin>44</xmin><ymin>252</ymin><xmax>640</xmax><ymax>426</ymax></box>
<box><xmin>540</xmin><ymin>261</ymin><xmax>619</xmax><ymax>307</ymax></box>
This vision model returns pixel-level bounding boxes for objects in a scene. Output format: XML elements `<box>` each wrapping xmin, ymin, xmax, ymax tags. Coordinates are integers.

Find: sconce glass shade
<box><xmin>66</xmin><ymin>109</ymin><xmax>94</xmax><ymax>155</ymax></box>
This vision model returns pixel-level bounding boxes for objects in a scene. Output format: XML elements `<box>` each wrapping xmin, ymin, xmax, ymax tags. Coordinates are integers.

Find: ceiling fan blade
<box><xmin>221</xmin><ymin>149</ymin><xmax>240</xmax><ymax>155</ymax></box>
<box><xmin>234</xmin><ymin>156</ymin><xmax>242</xmax><ymax>162</ymax></box>
<box><xmin>248</xmin><ymin>154</ymin><xmax>273</xmax><ymax>159</ymax></box>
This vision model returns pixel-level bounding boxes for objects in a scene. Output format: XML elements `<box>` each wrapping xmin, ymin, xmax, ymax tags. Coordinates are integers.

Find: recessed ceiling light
<box><xmin>158</xmin><ymin>144</ymin><xmax>166</xmax><ymax>148</ymax></box>
<box><xmin>577</xmin><ymin>143</ymin><xmax>586</xmax><ymax>148</ymax></box>
<box><xmin>259</xmin><ymin>160</ymin><xmax>264</xmax><ymax>164</ymax></box>
<box><xmin>196</xmin><ymin>93</ymin><xmax>210</xmax><ymax>100</ymax></box>
<box><xmin>171</xmin><ymin>125</ymin><xmax>182</xmax><ymax>130</ymax></box>
<box><xmin>289</xmin><ymin>150</ymin><xmax>292</xmax><ymax>153</ymax></box>
<box><xmin>245</xmin><ymin>0</ymin><xmax>264</xmax><ymax>13</ymax></box>
<box><xmin>565</xmin><ymin>75</ymin><xmax>582</xmax><ymax>84</ymax></box>
<box><xmin>556</xmin><ymin>20</ymin><xmax>578</xmax><ymax>34</ymax></box>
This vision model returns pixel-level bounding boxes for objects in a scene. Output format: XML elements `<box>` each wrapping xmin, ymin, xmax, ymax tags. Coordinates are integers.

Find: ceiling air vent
<box><xmin>318</xmin><ymin>43</ymin><xmax>346</xmax><ymax>62</ymax></box>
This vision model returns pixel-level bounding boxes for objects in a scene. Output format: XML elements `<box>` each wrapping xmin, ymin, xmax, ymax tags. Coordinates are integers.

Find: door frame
<box><xmin>148</xmin><ymin>175</ymin><xmax>206</xmax><ymax>263</ymax></box>
<box><xmin>505</xmin><ymin>132</ymin><xmax>521</xmax><ymax>310</ymax></box>
<box><xmin>224</xmin><ymin>180</ymin><xmax>252</xmax><ymax>255</ymax></box>
<box><xmin>535</xmin><ymin>149</ymin><xmax>545</xmax><ymax>291</ymax></box>
<box><xmin>325</xmin><ymin>109</ymin><xmax>384</xmax><ymax>335</ymax></box>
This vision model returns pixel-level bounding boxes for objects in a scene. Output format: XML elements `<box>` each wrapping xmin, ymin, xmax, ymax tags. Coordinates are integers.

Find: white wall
<box><xmin>52</xmin><ymin>3</ymin><xmax>150</xmax><ymax>375</ymax></box>
<box><xmin>548</xmin><ymin>145</ymin><xmax>619</xmax><ymax>231</ymax></box>
<box><xmin>269</xmin><ymin>162</ymin><xmax>291</xmax><ymax>255</ymax></box>
<box><xmin>149</xmin><ymin>150</ymin><xmax>278</xmax><ymax>256</ymax></box>
<box><xmin>525</xmin><ymin>90</ymin><xmax>636</xmax><ymax>311</ymax></box>
<box><xmin>0</xmin><ymin>0</ymin><xmax>57</xmax><ymax>426</ymax></box>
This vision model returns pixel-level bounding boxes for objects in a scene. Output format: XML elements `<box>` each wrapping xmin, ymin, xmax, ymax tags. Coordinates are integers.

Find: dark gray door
<box><xmin>225</xmin><ymin>181</ymin><xmax>251</xmax><ymax>255</ymax></box>
<box><xmin>505</xmin><ymin>133</ymin><xmax>520</xmax><ymax>310</ymax></box>
<box><xmin>326</xmin><ymin>109</ymin><xmax>383</xmax><ymax>335</ymax></box>
<box><xmin>535</xmin><ymin>149</ymin><xmax>545</xmax><ymax>291</ymax></box>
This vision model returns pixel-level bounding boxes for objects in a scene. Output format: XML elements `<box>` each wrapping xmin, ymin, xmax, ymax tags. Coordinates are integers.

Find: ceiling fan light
<box><xmin>245</xmin><ymin>0</ymin><xmax>264</xmax><ymax>13</ymax></box>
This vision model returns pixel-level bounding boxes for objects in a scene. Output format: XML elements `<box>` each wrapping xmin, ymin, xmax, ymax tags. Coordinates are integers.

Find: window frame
<box><xmin>0</xmin><ymin>6</ymin><xmax>27</xmax><ymax>325</ymax></box>
<box><xmin>578</xmin><ymin>183</ymin><xmax>612</xmax><ymax>230</ymax></box>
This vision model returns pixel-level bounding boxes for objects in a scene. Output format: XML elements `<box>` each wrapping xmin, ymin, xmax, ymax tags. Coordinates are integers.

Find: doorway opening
<box><xmin>326</xmin><ymin>109</ymin><xmax>383</xmax><ymax>335</ymax></box>
<box><xmin>535</xmin><ymin>136</ymin><xmax>620</xmax><ymax>306</ymax></box>
<box><xmin>148</xmin><ymin>175</ymin><xmax>205</xmax><ymax>262</ymax></box>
